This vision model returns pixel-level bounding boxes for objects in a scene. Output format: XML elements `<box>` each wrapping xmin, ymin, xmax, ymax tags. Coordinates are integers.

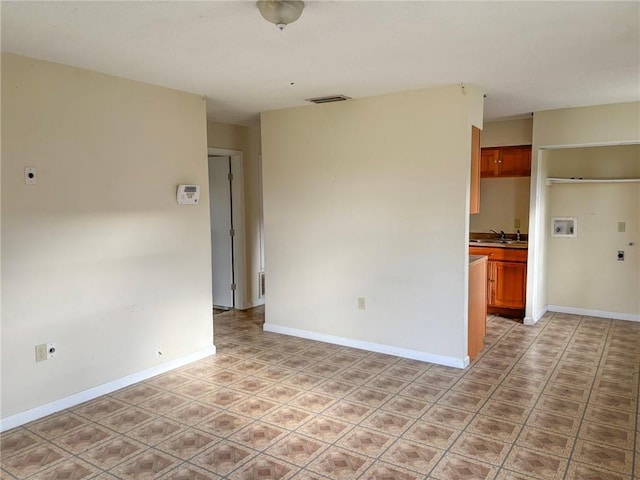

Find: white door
<box><xmin>209</xmin><ymin>155</ymin><xmax>234</xmax><ymax>308</ymax></box>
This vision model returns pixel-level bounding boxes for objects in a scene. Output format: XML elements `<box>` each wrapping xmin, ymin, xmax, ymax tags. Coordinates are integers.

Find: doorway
<box><xmin>208</xmin><ymin>148</ymin><xmax>246</xmax><ymax>311</ymax></box>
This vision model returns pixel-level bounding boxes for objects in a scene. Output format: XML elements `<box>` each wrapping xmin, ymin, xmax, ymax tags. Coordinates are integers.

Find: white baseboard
<box><xmin>263</xmin><ymin>323</ymin><xmax>468</xmax><ymax>369</ymax></box>
<box><xmin>547</xmin><ymin>305</ymin><xmax>640</xmax><ymax>322</ymax></box>
<box><xmin>524</xmin><ymin>305</ymin><xmax>548</xmax><ymax>325</ymax></box>
<box><xmin>0</xmin><ymin>345</ymin><xmax>216</xmax><ymax>432</ymax></box>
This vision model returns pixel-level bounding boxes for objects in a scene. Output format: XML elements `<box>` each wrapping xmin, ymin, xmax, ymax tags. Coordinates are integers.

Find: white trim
<box><xmin>263</xmin><ymin>323</ymin><xmax>469</xmax><ymax>369</ymax></box>
<box><xmin>208</xmin><ymin>148</ymin><xmax>247</xmax><ymax>309</ymax></box>
<box><xmin>257</xmin><ymin>154</ymin><xmax>265</xmax><ymax>274</ymax></box>
<box><xmin>547</xmin><ymin>305</ymin><xmax>640</xmax><ymax>322</ymax></box>
<box><xmin>0</xmin><ymin>346</ymin><xmax>216</xmax><ymax>432</ymax></box>
<box><xmin>524</xmin><ymin>305</ymin><xmax>547</xmax><ymax>325</ymax></box>
<box><xmin>524</xmin><ymin>147</ymin><xmax>544</xmax><ymax>322</ymax></box>
<box><xmin>539</xmin><ymin>140</ymin><xmax>640</xmax><ymax>150</ymax></box>
<box><xmin>547</xmin><ymin>177</ymin><xmax>640</xmax><ymax>186</ymax></box>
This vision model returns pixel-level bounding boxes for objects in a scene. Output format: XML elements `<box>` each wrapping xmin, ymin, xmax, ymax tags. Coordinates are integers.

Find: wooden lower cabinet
<box><xmin>469</xmin><ymin>246</ymin><xmax>527</xmax><ymax>318</ymax></box>
<box><xmin>468</xmin><ymin>255</ymin><xmax>488</xmax><ymax>360</ymax></box>
<box><xmin>490</xmin><ymin>261</ymin><xmax>527</xmax><ymax>309</ymax></box>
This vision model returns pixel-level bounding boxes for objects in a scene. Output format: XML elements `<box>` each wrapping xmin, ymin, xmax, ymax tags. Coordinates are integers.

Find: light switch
<box><xmin>618</xmin><ymin>222</ymin><xmax>626</xmax><ymax>233</ymax></box>
<box><xmin>514</xmin><ymin>219</ymin><xmax>521</xmax><ymax>229</ymax></box>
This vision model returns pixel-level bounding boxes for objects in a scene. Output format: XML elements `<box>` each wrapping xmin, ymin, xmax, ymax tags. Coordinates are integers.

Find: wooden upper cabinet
<box><xmin>470</xmin><ymin>126</ymin><xmax>481</xmax><ymax>214</ymax></box>
<box><xmin>480</xmin><ymin>148</ymin><xmax>500</xmax><ymax>177</ymax></box>
<box><xmin>480</xmin><ymin>145</ymin><xmax>531</xmax><ymax>178</ymax></box>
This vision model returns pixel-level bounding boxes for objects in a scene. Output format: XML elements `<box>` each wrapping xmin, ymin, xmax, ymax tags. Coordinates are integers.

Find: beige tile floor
<box><xmin>1</xmin><ymin>308</ymin><xmax>639</xmax><ymax>479</ymax></box>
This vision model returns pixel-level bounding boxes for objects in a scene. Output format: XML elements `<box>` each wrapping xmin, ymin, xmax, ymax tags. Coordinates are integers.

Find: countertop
<box><xmin>469</xmin><ymin>254</ymin><xmax>488</xmax><ymax>266</ymax></box>
<box><xmin>469</xmin><ymin>240</ymin><xmax>528</xmax><ymax>249</ymax></box>
<box><xmin>469</xmin><ymin>233</ymin><xmax>529</xmax><ymax>249</ymax></box>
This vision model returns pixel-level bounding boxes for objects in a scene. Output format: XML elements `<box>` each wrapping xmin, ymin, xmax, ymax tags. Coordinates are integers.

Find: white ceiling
<box><xmin>2</xmin><ymin>1</ymin><xmax>639</xmax><ymax>127</ymax></box>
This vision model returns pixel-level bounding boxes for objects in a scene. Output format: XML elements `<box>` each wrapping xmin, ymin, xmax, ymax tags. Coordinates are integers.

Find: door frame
<box><xmin>208</xmin><ymin>147</ymin><xmax>247</xmax><ymax>310</ymax></box>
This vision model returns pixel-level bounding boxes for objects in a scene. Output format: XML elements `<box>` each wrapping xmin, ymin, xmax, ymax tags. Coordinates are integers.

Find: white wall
<box><xmin>546</xmin><ymin>145</ymin><xmax>640</xmax><ymax>317</ymax></box>
<box><xmin>261</xmin><ymin>85</ymin><xmax>483</xmax><ymax>366</ymax></box>
<box><xmin>1</xmin><ymin>54</ymin><xmax>213</xmax><ymax>420</ymax></box>
<box><xmin>470</xmin><ymin>119</ymin><xmax>533</xmax><ymax>234</ymax></box>
<box><xmin>527</xmin><ymin>102</ymin><xmax>640</xmax><ymax>323</ymax></box>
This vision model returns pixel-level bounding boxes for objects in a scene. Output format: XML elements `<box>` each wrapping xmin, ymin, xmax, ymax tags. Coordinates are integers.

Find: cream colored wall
<box><xmin>261</xmin><ymin>85</ymin><xmax>483</xmax><ymax>364</ymax></box>
<box><xmin>1</xmin><ymin>54</ymin><xmax>212</xmax><ymax>419</ymax></box>
<box><xmin>481</xmin><ymin>118</ymin><xmax>533</xmax><ymax>147</ymax></box>
<box><xmin>470</xmin><ymin>119</ymin><xmax>533</xmax><ymax>234</ymax></box>
<box><xmin>206</xmin><ymin>122</ymin><xmax>263</xmax><ymax>307</ymax></box>
<box><xmin>546</xmin><ymin>145</ymin><xmax>640</xmax><ymax>315</ymax></box>
<box><xmin>534</xmin><ymin>103</ymin><xmax>640</xmax><ymax>147</ymax></box>
<box><xmin>528</xmin><ymin>102</ymin><xmax>640</xmax><ymax>323</ymax></box>
<box><xmin>547</xmin><ymin>145</ymin><xmax>640</xmax><ymax>178</ymax></box>
<box><xmin>470</xmin><ymin>178</ymin><xmax>531</xmax><ymax>234</ymax></box>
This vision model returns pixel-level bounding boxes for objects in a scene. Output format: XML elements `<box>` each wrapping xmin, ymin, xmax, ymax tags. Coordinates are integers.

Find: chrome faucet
<box><xmin>516</xmin><ymin>229</ymin><xmax>521</xmax><ymax>241</ymax></box>
<box><xmin>490</xmin><ymin>229</ymin><xmax>506</xmax><ymax>240</ymax></box>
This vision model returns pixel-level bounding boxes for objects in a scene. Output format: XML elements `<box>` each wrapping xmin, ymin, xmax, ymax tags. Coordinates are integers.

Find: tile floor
<box><xmin>1</xmin><ymin>308</ymin><xmax>639</xmax><ymax>479</ymax></box>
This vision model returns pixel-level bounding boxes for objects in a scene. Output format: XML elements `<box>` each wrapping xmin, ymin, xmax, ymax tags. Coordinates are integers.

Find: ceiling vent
<box><xmin>305</xmin><ymin>95</ymin><xmax>351</xmax><ymax>104</ymax></box>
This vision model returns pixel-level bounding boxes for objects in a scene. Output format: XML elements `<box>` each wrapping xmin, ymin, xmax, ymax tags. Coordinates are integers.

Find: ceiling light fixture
<box><xmin>257</xmin><ymin>0</ymin><xmax>304</xmax><ymax>30</ymax></box>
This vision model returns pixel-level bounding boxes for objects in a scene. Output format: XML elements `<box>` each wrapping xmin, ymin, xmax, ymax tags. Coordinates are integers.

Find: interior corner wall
<box><xmin>261</xmin><ymin>85</ymin><xmax>483</xmax><ymax>364</ymax></box>
<box><xmin>546</xmin><ymin>145</ymin><xmax>640</xmax><ymax>316</ymax></box>
<box><xmin>206</xmin><ymin>121</ymin><xmax>263</xmax><ymax>308</ymax></box>
<box><xmin>1</xmin><ymin>54</ymin><xmax>212</xmax><ymax>419</ymax></box>
<box><xmin>527</xmin><ymin>102</ymin><xmax>640</xmax><ymax>322</ymax></box>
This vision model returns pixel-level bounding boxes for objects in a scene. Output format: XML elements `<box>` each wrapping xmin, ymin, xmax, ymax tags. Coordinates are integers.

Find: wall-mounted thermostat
<box><xmin>177</xmin><ymin>184</ymin><xmax>200</xmax><ymax>205</ymax></box>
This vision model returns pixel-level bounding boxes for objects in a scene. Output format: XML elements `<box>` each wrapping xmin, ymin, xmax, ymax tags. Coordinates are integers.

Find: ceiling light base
<box><xmin>257</xmin><ymin>1</ymin><xmax>304</xmax><ymax>30</ymax></box>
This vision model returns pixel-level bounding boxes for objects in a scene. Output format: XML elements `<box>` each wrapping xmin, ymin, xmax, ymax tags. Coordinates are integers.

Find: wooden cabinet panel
<box><xmin>470</xmin><ymin>126</ymin><xmax>481</xmax><ymax>214</ymax></box>
<box><xmin>469</xmin><ymin>246</ymin><xmax>527</xmax><ymax>262</ymax></box>
<box><xmin>492</xmin><ymin>261</ymin><xmax>527</xmax><ymax>309</ymax></box>
<box><xmin>480</xmin><ymin>148</ymin><xmax>500</xmax><ymax>177</ymax></box>
<box><xmin>480</xmin><ymin>145</ymin><xmax>531</xmax><ymax>178</ymax></box>
<box><xmin>468</xmin><ymin>256</ymin><xmax>487</xmax><ymax>360</ymax></box>
<box><xmin>500</xmin><ymin>146</ymin><xmax>531</xmax><ymax>177</ymax></box>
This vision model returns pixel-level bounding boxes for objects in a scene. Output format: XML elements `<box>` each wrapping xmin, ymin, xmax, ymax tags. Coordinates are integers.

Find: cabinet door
<box><xmin>468</xmin><ymin>257</ymin><xmax>487</xmax><ymax>360</ymax></box>
<box><xmin>480</xmin><ymin>148</ymin><xmax>500</xmax><ymax>177</ymax></box>
<box><xmin>493</xmin><ymin>261</ymin><xmax>527</xmax><ymax>308</ymax></box>
<box><xmin>499</xmin><ymin>146</ymin><xmax>531</xmax><ymax>177</ymax></box>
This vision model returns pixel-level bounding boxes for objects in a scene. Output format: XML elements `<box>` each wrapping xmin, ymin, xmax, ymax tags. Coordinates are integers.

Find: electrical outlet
<box><xmin>47</xmin><ymin>342</ymin><xmax>57</xmax><ymax>359</ymax></box>
<box><xmin>25</xmin><ymin>167</ymin><xmax>37</xmax><ymax>185</ymax></box>
<box><xmin>35</xmin><ymin>343</ymin><xmax>48</xmax><ymax>362</ymax></box>
<box><xmin>156</xmin><ymin>345</ymin><xmax>163</xmax><ymax>358</ymax></box>
<box><xmin>357</xmin><ymin>297</ymin><xmax>366</xmax><ymax>310</ymax></box>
